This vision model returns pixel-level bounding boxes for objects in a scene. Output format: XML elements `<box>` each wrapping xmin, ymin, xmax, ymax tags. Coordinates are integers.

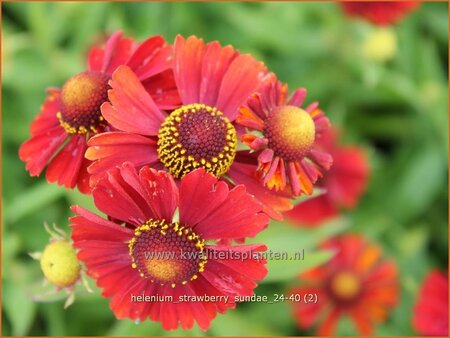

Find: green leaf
<box><xmin>3</xmin><ymin>181</ymin><xmax>65</xmax><ymax>225</ymax></box>
<box><xmin>2</xmin><ymin>280</ymin><xmax>37</xmax><ymax>335</ymax></box>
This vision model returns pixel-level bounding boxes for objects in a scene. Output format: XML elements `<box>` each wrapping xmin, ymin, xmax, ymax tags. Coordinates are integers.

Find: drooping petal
<box><xmin>45</xmin><ymin>134</ymin><xmax>86</xmax><ymax>190</ymax></box>
<box><xmin>19</xmin><ymin>125</ymin><xmax>68</xmax><ymax>176</ymax></box>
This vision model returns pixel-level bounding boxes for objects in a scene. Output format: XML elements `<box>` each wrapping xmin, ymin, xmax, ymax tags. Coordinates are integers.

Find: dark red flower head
<box><xmin>71</xmin><ymin>163</ymin><xmax>269</xmax><ymax>330</ymax></box>
<box><xmin>341</xmin><ymin>1</ymin><xmax>420</xmax><ymax>26</ymax></box>
<box><xmin>286</xmin><ymin>128</ymin><xmax>370</xmax><ymax>226</ymax></box>
<box><xmin>86</xmin><ymin>35</ymin><xmax>294</xmax><ymax>220</ymax></box>
<box><xmin>413</xmin><ymin>270</ymin><xmax>448</xmax><ymax>336</ymax></box>
<box><xmin>19</xmin><ymin>32</ymin><xmax>176</xmax><ymax>193</ymax></box>
<box><xmin>290</xmin><ymin>234</ymin><xmax>399</xmax><ymax>335</ymax></box>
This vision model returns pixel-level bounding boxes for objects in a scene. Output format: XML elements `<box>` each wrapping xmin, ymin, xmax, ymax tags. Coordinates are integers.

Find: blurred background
<box><xmin>2</xmin><ymin>1</ymin><xmax>448</xmax><ymax>336</ymax></box>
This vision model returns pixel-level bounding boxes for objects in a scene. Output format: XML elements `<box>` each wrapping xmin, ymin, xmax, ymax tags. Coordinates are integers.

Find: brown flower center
<box><xmin>57</xmin><ymin>71</ymin><xmax>109</xmax><ymax>134</ymax></box>
<box><xmin>157</xmin><ymin>103</ymin><xmax>237</xmax><ymax>178</ymax></box>
<box><xmin>128</xmin><ymin>219</ymin><xmax>207</xmax><ymax>287</ymax></box>
<box><xmin>264</xmin><ymin>106</ymin><xmax>315</xmax><ymax>161</ymax></box>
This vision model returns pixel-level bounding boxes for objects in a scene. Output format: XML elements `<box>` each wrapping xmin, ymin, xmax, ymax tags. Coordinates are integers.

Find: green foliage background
<box><xmin>2</xmin><ymin>1</ymin><xmax>448</xmax><ymax>336</ymax></box>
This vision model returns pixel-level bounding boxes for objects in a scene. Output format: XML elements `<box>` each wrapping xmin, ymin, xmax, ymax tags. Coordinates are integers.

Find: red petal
<box><xmin>285</xmin><ymin>194</ymin><xmax>338</xmax><ymax>226</ymax></box>
<box><xmin>88</xmin><ymin>46</ymin><xmax>104</xmax><ymax>72</ymax></box>
<box><xmin>101</xmin><ymin>31</ymin><xmax>134</xmax><ymax>75</ymax></box>
<box><xmin>178</xmin><ymin>168</ymin><xmax>227</xmax><ymax>228</ymax></box>
<box><xmin>86</xmin><ymin>131</ymin><xmax>159</xmax><ymax>185</ymax></box>
<box><xmin>291</xmin><ymin>286</ymin><xmax>325</xmax><ymax>328</ymax></box>
<box><xmin>207</xmin><ymin>244</ymin><xmax>268</xmax><ymax>280</ymax></box>
<box><xmin>142</xmin><ymin>70</ymin><xmax>181</xmax><ymax>110</ymax></box>
<box><xmin>196</xmin><ymin>185</ymin><xmax>269</xmax><ymax>240</ymax></box>
<box><xmin>288</xmin><ymin>87</ymin><xmax>307</xmax><ymax>106</ymax></box>
<box><xmin>138</xmin><ymin>166</ymin><xmax>179</xmax><ymax>223</ymax></box>
<box><xmin>45</xmin><ymin>134</ymin><xmax>86</xmax><ymax>189</ymax></box>
<box><xmin>30</xmin><ymin>89</ymin><xmax>61</xmax><ymax>134</ymax></box>
<box><xmin>92</xmin><ymin>165</ymin><xmax>151</xmax><ymax>226</ymax></box>
<box><xmin>317</xmin><ymin>308</ymin><xmax>341</xmax><ymax>335</ymax></box>
<box><xmin>216</xmin><ymin>53</ymin><xmax>267</xmax><ymax>121</ymax></box>
<box><xmin>173</xmin><ymin>35</ymin><xmax>205</xmax><ymax>104</ymax></box>
<box><xmin>19</xmin><ymin>125</ymin><xmax>67</xmax><ymax>176</ymax></box>
<box><xmin>326</xmin><ymin>147</ymin><xmax>370</xmax><ymax>209</ymax></box>
<box><xmin>127</xmin><ymin>35</ymin><xmax>172</xmax><ymax>80</ymax></box>
<box><xmin>77</xmin><ymin>157</ymin><xmax>93</xmax><ymax>194</ymax></box>
<box><xmin>103</xmin><ymin>65</ymin><xmax>166</xmax><ymax>135</ymax></box>
<box><xmin>70</xmin><ymin>205</ymin><xmax>133</xmax><ymax>242</ymax></box>
<box><xmin>227</xmin><ymin>161</ymin><xmax>293</xmax><ymax>221</ymax></box>
<box><xmin>199</xmin><ymin>41</ymin><xmax>238</xmax><ymax>106</ymax></box>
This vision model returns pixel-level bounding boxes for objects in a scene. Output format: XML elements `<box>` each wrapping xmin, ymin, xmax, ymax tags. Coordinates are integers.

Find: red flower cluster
<box><xmin>20</xmin><ymin>33</ymin><xmax>334</xmax><ymax>220</ymax></box>
<box><xmin>341</xmin><ymin>1</ymin><xmax>420</xmax><ymax>26</ymax></box>
<box><xmin>20</xmin><ymin>31</ymin><xmax>337</xmax><ymax>330</ymax></box>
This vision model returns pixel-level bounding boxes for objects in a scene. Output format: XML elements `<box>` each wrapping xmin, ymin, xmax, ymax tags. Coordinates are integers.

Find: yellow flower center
<box><xmin>157</xmin><ymin>103</ymin><xmax>237</xmax><ymax>178</ymax></box>
<box><xmin>264</xmin><ymin>106</ymin><xmax>315</xmax><ymax>161</ymax></box>
<box><xmin>330</xmin><ymin>271</ymin><xmax>361</xmax><ymax>301</ymax></box>
<box><xmin>40</xmin><ymin>240</ymin><xmax>81</xmax><ymax>288</ymax></box>
<box><xmin>57</xmin><ymin>71</ymin><xmax>109</xmax><ymax>134</ymax></box>
<box><xmin>128</xmin><ymin>219</ymin><xmax>207</xmax><ymax>287</ymax></box>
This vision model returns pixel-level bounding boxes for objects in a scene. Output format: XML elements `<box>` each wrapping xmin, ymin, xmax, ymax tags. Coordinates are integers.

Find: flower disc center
<box><xmin>264</xmin><ymin>106</ymin><xmax>315</xmax><ymax>161</ymax></box>
<box><xmin>128</xmin><ymin>219</ymin><xmax>207</xmax><ymax>287</ymax></box>
<box><xmin>330</xmin><ymin>271</ymin><xmax>361</xmax><ymax>301</ymax></box>
<box><xmin>57</xmin><ymin>71</ymin><xmax>109</xmax><ymax>134</ymax></box>
<box><xmin>157</xmin><ymin>103</ymin><xmax>237</xmax><ymax>178</ymax></box>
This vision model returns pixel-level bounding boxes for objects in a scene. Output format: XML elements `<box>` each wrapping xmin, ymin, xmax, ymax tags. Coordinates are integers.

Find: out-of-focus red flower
<box><xmin>290</xmin><ymin>234</ymin><xmax>399</xmax><ymax>335</ymax></box>
<box><xmin>341</xmin><ymin>1</ymin><xmax>420</xmax><ymax>26</ymax></box>
<box><xmin>86</xmin><ymin>35</ymin><xmax>293</xmax><ymax>220</ymax></box>
<box><xmin>236</xmin><ymin>73</ymin><xmax>333</xmax><ymax>197</ymax></box>
<box><xmin>19</xmin><ymin>32</ymin><xmax>177</xmax><ymax>193</ymax></box>
<box><xmin>286</xmin><ymin>129</ymin><xmax>370</xmax><ymax>226</ymax></box>
<box><xmin>413</xmin><ymin>270</ymin><xmax>448</xmax><ymax>336</ymax></box>
<box><xmin>71</xmin><ymin>163</ymin><xmax>269</xmax><ymax>330</ymax></box>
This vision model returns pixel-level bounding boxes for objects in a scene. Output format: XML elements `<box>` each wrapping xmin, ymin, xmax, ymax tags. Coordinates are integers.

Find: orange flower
<box><xmin>290</xmin><ymin>234</ymin><xmax>399</xmax><ymax>335</ymax></box>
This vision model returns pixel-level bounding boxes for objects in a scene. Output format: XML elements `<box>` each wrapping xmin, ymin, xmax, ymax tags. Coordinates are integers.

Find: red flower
<box><xmin>341</xmin><ymin>1</ymin><xmax>420</xmax><ymax>26</ymax></box>
<box><xmin>290</xmin><ymin>234</ymin><xmax>398</xmax><ymax>335</ymax></box>
<box><xmin>413</xmin><ymin>270</ymin><xmax>448</xmax><ymax>336</ymax></box>
<box><xmin>19</xmin><ymin>32</ymin><xmax>176</xmax><ymax>193</ymax></box>
<box><xmin>236</xmin><ymin>73</ymin><xmax>333</xmax><ymax>196</ymax></box>
<box><xmin>86</xmin><ymin>35</ymin><xmax>293</xmax><ymax>220</ymax></box>
<box><xmin>286</xmin><ymin>129</ymin><xmax>370</xmax><ymax>226</ymax></box>
<box><xmin>71</xmin><ymin>162</ymin><xmax>268</xmax><ymax>330</ymax></box>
